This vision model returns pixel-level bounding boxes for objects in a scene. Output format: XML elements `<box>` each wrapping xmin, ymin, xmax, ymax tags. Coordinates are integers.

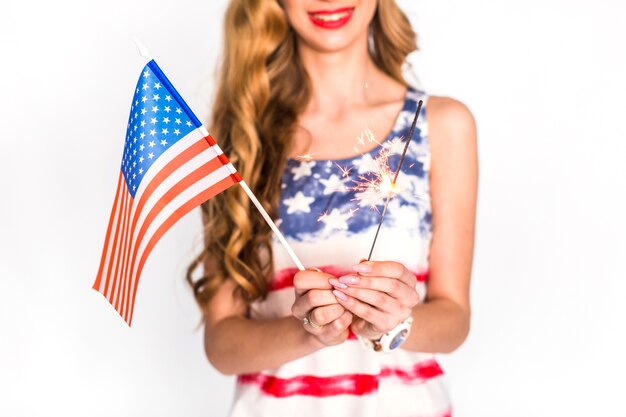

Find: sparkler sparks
<box><xmin>355</xmin><ymin>126</ymin><xmax>380</xmax><ymax>149</ymax></box>
<box><xmin>293</xmin><ymin>113</ymin><xmax>425</xmax><ymax>246</ymax></box>
<box><xmin>348</xmin><ymin>147</ymin><xmax>406</xmax><ymax>210</ymax></box>
<box><xmin>335</xmin><ymin>163</ymin><xmax>353</xmax><ymax>178</ymax></box>
<box><xmin>365</xmin><ymin>100</ymin><xmax>424</xmax><ymax>260</ymax></box>
<box><xmin>296</xmin><ymin>151</ymin><xmax>318</xmax><ymax>162</ymax></box>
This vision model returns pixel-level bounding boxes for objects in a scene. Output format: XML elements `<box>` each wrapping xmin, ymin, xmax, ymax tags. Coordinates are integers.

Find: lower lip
<box><xmin>308</xmin><ymin>8</ymin><xmax>355</xmax><ymax>29</ymax></box>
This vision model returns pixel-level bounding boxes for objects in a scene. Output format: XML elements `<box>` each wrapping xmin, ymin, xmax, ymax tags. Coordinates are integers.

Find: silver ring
<box><xmin>305</xmin><ymin>310</ymin><xmax>322</xmax><ymax>329</ymax></box>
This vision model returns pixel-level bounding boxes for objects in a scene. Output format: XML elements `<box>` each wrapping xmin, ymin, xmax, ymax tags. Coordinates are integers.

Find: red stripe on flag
<box><xmin>203</xmin><ymin>134</ymin><xmax>217</xmax><ymax>146</ymax></box>
<box><xmin>113</xmin><ymin>190</ymin><xmax>132</xmax><ymax>310</ymax></box>
<box><xmin>107</xmin><ymin>187</ymin><xmax>129</xmax><ymax>304</ymax></box>
<box><xmin>93</xmin><ymin>172</ymin><xmax>123</xmax><ymax>291</ymax></box>
<box><xmin>236</xmin><ymin>360</ymin><xmax>443</xmax><ymax>398</ymax></box>
<box><xmin>116</xmin><ymin>189</ymin><xmax>134</xmax><ymax>312</ymax></box>
<box><xmin>122</xmin><ymin>156</ymin><xmax>228</xmax><ymax>322</ymax></box>
<box><xmin>127</xmin><ymin>174</ymin><xmax>237</xmax><ymax>325</ymax></box>
<box><xmin>102</xmin><ymin>182</ymin><xmax>128</xmax><ymax>299</ymax></box>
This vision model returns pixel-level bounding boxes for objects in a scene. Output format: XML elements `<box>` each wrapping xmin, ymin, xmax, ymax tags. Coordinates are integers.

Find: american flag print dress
<box><xmin>228</xmin><ymin>89</ymin><xmax>452</xmax><ymax>417</ymax></box>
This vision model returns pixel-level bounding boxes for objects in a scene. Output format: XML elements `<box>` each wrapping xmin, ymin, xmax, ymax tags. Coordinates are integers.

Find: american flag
<box><xmin>92</xmin><ymin>60</ymin><xmax>241</xmax><ymax>326</ymax></box>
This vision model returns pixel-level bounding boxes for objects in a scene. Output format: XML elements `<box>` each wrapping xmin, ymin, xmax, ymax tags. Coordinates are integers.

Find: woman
<box><xmin>187</xmin><ymin>0</ymin><xmax>477</xmax><ymax>416</ymax></box>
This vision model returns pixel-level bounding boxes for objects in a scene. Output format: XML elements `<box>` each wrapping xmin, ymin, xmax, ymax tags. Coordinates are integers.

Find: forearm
<box><xmin>401</xmin><ymin>298</ymin><xmax>470</xmax><ymax>353</ymax></box>
<box><xmin>204</xmin><ymin>315</ymin><xmax>323</xmax><ymax>375</ymax></box>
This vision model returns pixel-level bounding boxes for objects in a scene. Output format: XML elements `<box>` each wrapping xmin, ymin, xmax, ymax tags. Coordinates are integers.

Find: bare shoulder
<box><xmin>427</xmin><ymin>96</ymin><xmax>476</xmax><ymax>143</ymax></box>
<box><xmin>426</xmin><ymin>96</ymin><xmax>477</xmax><ymax>174</ymax></box>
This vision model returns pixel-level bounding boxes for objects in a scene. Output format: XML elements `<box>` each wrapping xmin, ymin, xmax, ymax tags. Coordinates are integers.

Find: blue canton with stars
<box><xmin>121</xmin><ymin>63</ymin><xmax>197</xmax><ymax>197</ymax></box>
<box><xmin>278</xmin><ymin>88</ymin><xmax>432</xmax><ymax>241</ymax></box>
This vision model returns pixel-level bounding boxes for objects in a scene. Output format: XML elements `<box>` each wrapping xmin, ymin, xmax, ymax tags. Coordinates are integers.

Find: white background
<box><xmin>1</xmin><ymin>0</ymin><xmax>625</xmax><ymax>416</ymax></box>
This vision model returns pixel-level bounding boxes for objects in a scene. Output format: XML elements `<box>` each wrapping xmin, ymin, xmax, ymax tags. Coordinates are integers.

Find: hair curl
<box><xmin>187</xmin><ymin>0</ymin><xmax>418</xmax><ymax>309</ymax></box>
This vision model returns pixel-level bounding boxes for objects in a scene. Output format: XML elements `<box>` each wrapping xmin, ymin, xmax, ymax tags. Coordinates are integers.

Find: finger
<box><xmin>292</xmin><ymin>289</ymin><xmax>338</xmax><ymax>320</ymax></box>
<box><xmin>309</xmin><ymin>304</ymin><xmax>345</xmax><ymax>326</ymax></box>
<box><xmin>332</xmin><ymin>289</ymin><xmax>398</xmax><ymax>333</ymax></box>
<box><xmin>350</xmin><ymin>317</ymin><xmax>384</xmax><ymax>340</ymax></box>
<box><xmin>339</xmin><ymin>287</ymin><xmax>410</xmax><ymax>319</ymax></box>
<box><xmin>351</xmin><ymin>261</ymin><xmax>416</xmax><ymax>288</ymax></box>
<box><xmin>330</xmin><ymin>275</ymin><xmax>419</xmax><ymax>307</ymax></box>
<box><xmin>326</xmin><ymin>310</ymin><xmax>353</xmax><ymax>335</ymax></box>
<box><xmin>293</xmin><ymin>269</ymin><xmax>335</xmax><ymax>296</ymax></box>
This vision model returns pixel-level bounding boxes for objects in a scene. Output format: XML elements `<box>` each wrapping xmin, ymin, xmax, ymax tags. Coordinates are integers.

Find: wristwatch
<box><xmin>357</xmin><ymin>316</ymin><xmax>413</xmax><ymax>353</ymax></box>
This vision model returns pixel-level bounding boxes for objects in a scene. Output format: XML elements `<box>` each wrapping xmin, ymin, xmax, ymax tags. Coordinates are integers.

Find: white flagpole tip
<box><xmin>133</xmin><ymin>36</ymin><xmax>152</xmax><ymax>61</ymax></box>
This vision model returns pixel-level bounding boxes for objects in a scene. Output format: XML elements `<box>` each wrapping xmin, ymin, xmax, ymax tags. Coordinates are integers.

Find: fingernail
<box><xmin>338</xmin><ymin>275</ymin><xmax>360</xmax><ymax>285</ymax></box>
<box><xmin>333</xmin><ymin>289</ymin><xmax>348</xmax><ymax>302</ymax></box>
<box><xmin>352</xmin><ymin>263</ymin><xmax>372</xmax><ymax>273</ymax></box>
<box><xmin>329</xmin><ymin>278</ymin><xmax>348</xmax><ymax>289</ymax></box>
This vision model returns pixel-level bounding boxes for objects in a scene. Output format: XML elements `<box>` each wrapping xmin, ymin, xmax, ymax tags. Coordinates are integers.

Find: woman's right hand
<box><xmin>291</xmin><ymin>269</ymin><xmax>353</xmax><ymax>347</ymax></box>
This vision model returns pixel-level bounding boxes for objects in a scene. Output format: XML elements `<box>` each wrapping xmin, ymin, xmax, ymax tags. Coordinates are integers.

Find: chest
<box><xmin>290</xmin><ymin>101</ymin><xmax>405</xmax><ymax>161</ymax></box>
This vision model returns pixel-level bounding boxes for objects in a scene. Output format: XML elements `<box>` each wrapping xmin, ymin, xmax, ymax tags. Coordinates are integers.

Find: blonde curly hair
<box><xmin>187</xmin><ymin>0</ymin><xmax>418</xmax><ymax>308</ymax></box>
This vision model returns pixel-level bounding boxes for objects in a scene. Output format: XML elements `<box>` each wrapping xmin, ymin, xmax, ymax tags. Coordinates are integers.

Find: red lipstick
<box><xmin>308</xmin><ymin>7</ymin><xmax>355</xmax><ymax>29</ymax></box>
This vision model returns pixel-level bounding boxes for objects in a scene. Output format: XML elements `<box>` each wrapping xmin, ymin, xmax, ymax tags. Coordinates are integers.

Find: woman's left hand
<box><xmin>329</xmin><ymin>261</ymin><xmax>420</xmax><ymax>340</ymax></box>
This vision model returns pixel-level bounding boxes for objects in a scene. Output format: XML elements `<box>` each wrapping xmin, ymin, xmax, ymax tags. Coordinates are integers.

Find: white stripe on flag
<box><xmin>133</xmin><ymin>128</ymin><xmax>206</xmax><ymax>201</ymax></box>
<box><xmin>130</xmin><ymin>145</ymin><xmax>220</xmax><ymax>246</ymax></box>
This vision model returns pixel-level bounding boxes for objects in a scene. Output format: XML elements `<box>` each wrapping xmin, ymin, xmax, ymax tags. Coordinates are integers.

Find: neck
<box><xmin>298</xmin><ymin>38</ymin><xmax>376</xmax><ymax>114</ymax></box>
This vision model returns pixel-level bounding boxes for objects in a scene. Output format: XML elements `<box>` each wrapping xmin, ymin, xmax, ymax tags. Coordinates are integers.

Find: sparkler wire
<box><xmin>366</xmin><ymin>100</ymin><xmax>424</xmax><ymax>261</ymax></box>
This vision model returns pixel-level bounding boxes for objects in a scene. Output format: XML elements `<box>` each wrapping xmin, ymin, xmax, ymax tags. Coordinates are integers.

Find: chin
<box><xmin>300</xmin><ymin>31</ymin><xmax>365</xmax><ymax>54</ymax></box>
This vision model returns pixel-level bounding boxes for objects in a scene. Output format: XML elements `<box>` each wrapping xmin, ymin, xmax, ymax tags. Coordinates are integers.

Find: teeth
<box><xmin>312</xmin><ymin>11</ymin><xmax>349</xmax><ymax>22</ymax></box>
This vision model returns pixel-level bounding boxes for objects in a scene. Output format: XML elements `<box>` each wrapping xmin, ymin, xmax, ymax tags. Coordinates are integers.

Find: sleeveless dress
<box><xmin>228</xmin><ymin>88</ymin><xmax>452</xmax><ymax>417</ymax></box>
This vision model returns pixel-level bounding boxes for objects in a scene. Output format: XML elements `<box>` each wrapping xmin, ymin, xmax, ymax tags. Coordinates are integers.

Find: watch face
<box><xmin>389</xmin><ymin>328</ymin><xmax>409</xmax><ymax>350</ymax></box>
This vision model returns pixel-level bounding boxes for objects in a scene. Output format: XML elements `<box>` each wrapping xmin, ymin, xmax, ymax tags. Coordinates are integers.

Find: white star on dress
<box><xmin>291</xmin><ymin>161</ymin><xmax>316</xmax><ymax>181</ymax></box>
<box><xmin>283</xmin><ymin>191</ymin><xmax>315</xmax><ymax>214</ymax></box>
<box><xmin>383</xmin><ymin>137</ymin><xmax>407</xmax><ymax>155</ymax></box>
<box><xmin>354</xmin><ymin>153</ymin><xmax>380</xmax><ymax>174</ymax></box>
<box><xmin>320</xmin><ymin>208</ymin><xmax>353</xmax><ymax>232</ymax></box>
<box><xmin>319</xmin><ymin>174</ymin><xmax>349</xmax><ymax>195</ymax></box>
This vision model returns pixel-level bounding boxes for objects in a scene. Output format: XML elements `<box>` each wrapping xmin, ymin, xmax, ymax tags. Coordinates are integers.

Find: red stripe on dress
<box><xmin>237</xmin><ymin>359</ymin><xmax>443</xmax><ymax>398</ymax></box>
<box><xmin>379</xmin><ymin>359</ymin><xmax>443</xmax><ymax>384</ymax></box>
<box><xmin>237</xmin><ymin>372</ymin><xmax>379</xmax><ymax>398</ymax></box>
<box><xmin>270</xmin><ymin>266</ymin><xmax>429</xmax><ymax>291</ymax></box>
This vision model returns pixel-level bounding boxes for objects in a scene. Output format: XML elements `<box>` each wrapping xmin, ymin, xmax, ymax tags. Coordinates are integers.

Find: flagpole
<box><xmin>132</xmin><ymin>38</ymin><xmax>305</xmax><ymax>271</ymax></box>
<box><xmin>198</xmin><ymin>126</ymin><xmax>306</xmax><ymax>271</ymax></box>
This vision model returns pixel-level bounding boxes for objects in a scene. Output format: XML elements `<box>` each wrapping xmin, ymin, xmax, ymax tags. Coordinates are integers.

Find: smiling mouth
<box><xmin>310</xmin><ymin>10</ymin><xmax>352</xmax><ymax>22</ymax></box>
<box><xmin>308</xmin><ymin>7</ymin><xmax>355</xmax><ymax>28</ymax></box>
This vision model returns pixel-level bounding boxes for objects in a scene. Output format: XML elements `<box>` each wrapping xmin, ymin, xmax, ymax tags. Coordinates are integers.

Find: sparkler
<box><xmin>366</xmin><ymin>100</ymin><xmax>424</xmax><ymax>261</ymax></box>
<box><xmin>291</xmin><ymin>102</ymin><xmax>425</xmax><ymax>253</ymax></box>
